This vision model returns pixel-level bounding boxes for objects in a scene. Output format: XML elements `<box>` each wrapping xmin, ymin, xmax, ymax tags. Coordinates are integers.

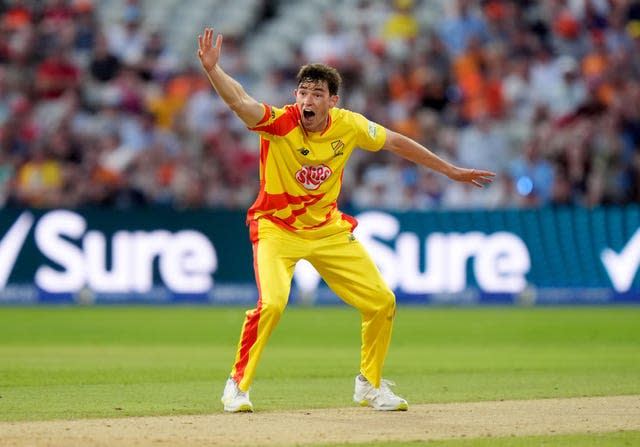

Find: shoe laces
<box><xmin>227</xmin><ymin>378</ymin><xmax>250</xmax><ymax>399</ymax></box>
<box><xmin>234</xmin><ymin>382</ymin><xmax>250</xmax><ymax>399</ymax></box>
<box><xmin>378</xmin><ymin>379</ymin><xmax>400</xmax><ymax>399</ymax></box>
<box><xmin>236</xmin><ymin>388</ymin><xmax>249</xmax><ymax>399</ymax></box>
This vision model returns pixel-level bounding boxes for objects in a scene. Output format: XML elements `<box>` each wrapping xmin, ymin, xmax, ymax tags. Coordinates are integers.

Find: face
<box><xmin>294</xmin><ymin>80</ymin><xmax>338</xmax><ymax>132</ymax></box>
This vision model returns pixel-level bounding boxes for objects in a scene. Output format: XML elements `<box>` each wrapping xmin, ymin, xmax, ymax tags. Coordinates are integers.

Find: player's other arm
<box><xmin>197</xmin><ymin>27</ymin><xmax>264</xmax><ymax>127</ymax></box>
<box><xmin>383</xmin><ymin>129</ymin><xmax>496</xmax><ymax>188</ymax></box>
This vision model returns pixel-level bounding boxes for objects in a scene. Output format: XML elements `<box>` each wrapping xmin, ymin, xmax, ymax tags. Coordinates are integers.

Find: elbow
<box><xmin>383</xmin><ymin>130</ymin><xmax>402</xmax><ymax>154</ymax></box>
<box><xmin>228</xmin><ymin>97</ymin><xmax>261</xmax><ymax>127</ymax></box>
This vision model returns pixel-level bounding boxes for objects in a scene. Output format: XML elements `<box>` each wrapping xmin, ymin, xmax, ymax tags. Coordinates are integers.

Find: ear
<box><xmin>330</xmin><ymin>95</ymin><xmax>339</xmax><ymax>107</ymax></box>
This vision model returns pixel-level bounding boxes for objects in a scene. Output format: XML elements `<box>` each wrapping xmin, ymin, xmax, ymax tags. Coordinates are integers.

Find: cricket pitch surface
<box><xmin>2</xmin><ymin>395</ymin><xmax>639</xmax><ymax>446</ymax></box>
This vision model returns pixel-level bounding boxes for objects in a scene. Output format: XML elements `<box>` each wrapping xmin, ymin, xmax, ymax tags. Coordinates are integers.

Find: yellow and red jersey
<box><xmin>247</xmin><ymin>104</ymin><xmax>386</xmax><ymax>239</ymax></box>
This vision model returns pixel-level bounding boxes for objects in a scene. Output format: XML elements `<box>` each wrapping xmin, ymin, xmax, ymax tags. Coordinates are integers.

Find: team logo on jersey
<box><xmin>298</xmin><ymin>147</ymin><xmax>310</xmax><ymax>156</ymax></box>
<box><xmin>295</xmin><ymin>164</ymin><xmax>332</xmax><ymax>190</ymax></box>
<box><xmin>331</xmin><ymin>140</ymin><xmax>344</xmax><ymax>157</ymax></box>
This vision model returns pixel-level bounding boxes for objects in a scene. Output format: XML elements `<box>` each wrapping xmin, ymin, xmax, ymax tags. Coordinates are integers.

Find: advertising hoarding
<box><xmin>1</xmin><ymin>206</ymin><xmax>638</xmax><ymax>305</ymax></box>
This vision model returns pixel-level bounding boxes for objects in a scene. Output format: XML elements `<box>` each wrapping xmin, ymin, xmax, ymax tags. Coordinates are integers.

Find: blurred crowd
<box><xmin>1</xmin><ymin>0</ymin><xmax>640</xmax><ymax>211</ymax></box>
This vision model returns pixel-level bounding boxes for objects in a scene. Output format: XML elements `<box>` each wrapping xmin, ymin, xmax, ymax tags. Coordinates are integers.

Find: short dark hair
<box><xmin>296</xmin><ymin>63</ymin><xmax>341</xmax><ymax>96</ymax></box>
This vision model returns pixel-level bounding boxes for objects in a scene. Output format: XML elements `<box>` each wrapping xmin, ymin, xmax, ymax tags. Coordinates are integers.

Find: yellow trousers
<box><xmin>230</xmin><ymin>217</ymin><xmax>396</xmax><ymax>391</ymax></box>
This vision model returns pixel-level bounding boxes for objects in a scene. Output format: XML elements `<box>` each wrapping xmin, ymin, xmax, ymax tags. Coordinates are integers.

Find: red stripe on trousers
<box><xmin>233</xmin><ymin>221</ymin><xmax>262</xmax><ymax>384</ymax></box>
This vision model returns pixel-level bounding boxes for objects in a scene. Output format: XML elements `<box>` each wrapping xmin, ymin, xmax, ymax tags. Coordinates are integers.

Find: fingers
<box><xmin>197</xmin><ymin>28</ymin><xmax>216</xmax><ymax>50</ymax></box>
<box><xmin>201</xmin><ymin>28</ymin><xmax>222</xmax><ymax>47</ymax></box>
<box><xmin>469</xmin><ymin>169</ymin><xmax>496</xmax><ymax>188</ymax></box>
<box><xmin>476</xmin><ymin>170</ymin><xmax>497</xmax><ymax>178</ymax></box>
<box><xmin>471</xmin><ymin>178</ymin><xmax>492</xmax><ymax>188</ymax></box>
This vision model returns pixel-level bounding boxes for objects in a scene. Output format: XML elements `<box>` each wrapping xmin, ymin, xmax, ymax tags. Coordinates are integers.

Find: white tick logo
<box><xmin>601</xmin><ymin>227</ymin><xmax>640</xmax><ymax>292</ymax></box>
<box><xmin>0</xmin><ymin>212</ymin><xmax>34</xmax><ymax>289</ymax></box>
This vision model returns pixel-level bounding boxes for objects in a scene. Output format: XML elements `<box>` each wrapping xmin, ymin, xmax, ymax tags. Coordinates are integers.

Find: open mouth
<box><xmin>303</xmin><ymin>109</ymin><xmax>315</xmax><ymax>120</ymax></box>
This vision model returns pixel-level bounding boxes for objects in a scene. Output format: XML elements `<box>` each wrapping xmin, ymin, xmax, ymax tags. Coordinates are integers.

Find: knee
<box><xmin>379</xmin><ymin>288</ymin><xmax>396</xmax><ymax>309</ymax></box>
<box><xmin>365</xmin><ymin>288</ymin><xmax>396</xmax><ymax>316</ymax></box>
<box><xmin>259</xmin><ymin>300</ymin><xmax>287</xmax><ymax>318</ymax></box>
<box><xmin>381</xmin><ymin>290</ymin><xmax>396</xmax><ymax>315</ymax></box>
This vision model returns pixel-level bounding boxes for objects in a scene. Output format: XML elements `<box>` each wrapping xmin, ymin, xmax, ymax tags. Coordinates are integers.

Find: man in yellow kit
<box><xmin>197</xmin><ymin>28</ymin><xmax>495</xmax><ymax>413</ymax></box>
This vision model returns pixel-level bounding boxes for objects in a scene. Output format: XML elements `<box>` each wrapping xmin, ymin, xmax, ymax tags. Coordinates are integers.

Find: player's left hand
<box><xmin>450</xmin><ymin>168</ymin><xmax>496</xmax><ymax>188</ymax></box>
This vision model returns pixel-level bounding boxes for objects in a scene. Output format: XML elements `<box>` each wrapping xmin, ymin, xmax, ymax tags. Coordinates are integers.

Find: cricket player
<box><xmin>197</xmin><ymin>28</ymin><xmax>495</xmax><ymax>412</ymax></box>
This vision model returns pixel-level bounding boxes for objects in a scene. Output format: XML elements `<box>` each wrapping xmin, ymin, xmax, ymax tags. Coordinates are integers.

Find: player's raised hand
<box><xmin>197</xmin><ymin>28</ymin><xmax>223</xmax><ymax>73</ymax></box>
<box><xmin>450</xmin><ymin>167</ymin><xmax>496</xmax><ymax>188</ymax></box>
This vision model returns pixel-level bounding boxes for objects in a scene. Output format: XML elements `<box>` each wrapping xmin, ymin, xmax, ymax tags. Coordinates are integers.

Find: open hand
<box><xmin>197</xmin><ymin>27</ymin><xmax>223</xmax><ymax>73</ymax></box>
<box><xmin>450</xmin><ymin>167</ymin><xmax>496</xmax><ymax>188</ymax></box>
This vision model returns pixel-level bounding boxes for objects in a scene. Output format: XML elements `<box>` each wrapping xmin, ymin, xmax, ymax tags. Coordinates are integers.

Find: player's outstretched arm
<box><xmin>383</xmin><ymin>129</ymin><xmax>496</xmax><ymax>188</ymax></box>
<box><xmin>197</xmin><ymin>27</ymin><xmax>264</xmax><ymax>127</ymax></box>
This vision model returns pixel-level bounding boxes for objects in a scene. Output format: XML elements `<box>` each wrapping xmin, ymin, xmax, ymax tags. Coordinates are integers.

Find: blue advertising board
<box><xmin>0</xmin><ymin>206</ymin><xmax>638</xmax><ymax>305</ymax></box>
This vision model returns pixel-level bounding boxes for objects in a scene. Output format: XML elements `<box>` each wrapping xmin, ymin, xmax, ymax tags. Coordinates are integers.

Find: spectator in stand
<box><xmin>385</xmin><ymin>60</ymin><xmax>424</xmax><ymax>140</ymax></box>
<box><xmin>1</xmin><ymin>0</ymin><xmax>32</xmax><ymax>31</ymax></box>
<box><xmin>1</xmin><ymin>94</ymin><xmax>37</xmax><ymax>157</ymax></box>
<box><xmin>0</xmin><ymin>65</ymin><xmax>15</xmax><ymax>125</ymax></box>
<box><xmin>407</xmin><ymin>169</ymin><xmax>444</xmax><ymax>210</ymax></box>
<box><xmin>533</xmin><ymin>54</ymin><xmax>588</xmax><ymax>122</ymax></box>
<box><xmin>581</xmin><ymin>31</ymin><xmax>609</xmax><ymax>89</ymax></box>
<box><xmin>0</xmin><ymin>145</ymin><xmax>16</xmax><ymax>207</ymax></box>
<box><xmin>0</xmin><ymin>0</ymin><xmax>638</xmax><ymax>210</ymax></box>
<box><xmin>548</xmin><ymin>0</ymin><xmax>590</xmax><ymax>58</ymax></box>
<box><xmin>482</xmin><ymin>0</ymin><xmax>515</xmax><ymax>47</ymax></box>
<box><xmin>1</xmin><ymin>0</ymin><xmax>36</xmax><ymax>92</ymax></box>
<box><xmin>381</xmin><ymin>0</ymin><xmax>420</xmax><ymax>60</ymax></box>
<box><xmin>438</xmin><ymin>0</ymin><xmax>489</xmax><ymax>56</ymax></box>
<box><xmin>70</xmin><ymin>0</ymin><xmax>98</xmax><ymax>66</ymax></box>
<box><xmin>33</xmin><ymin>43</ymin><xmax>81</xmax><ymax>102</ymax></box>
<box><xmin>587</xmin><ymin>111</ymin><xmax>632</xmax><ymax>205</ymax></box>
<box><xmin>85</xmin><ymin>31</ymin><xmax>122</xmax><ymax>110</ymax></box>
<box><xmin>39</xmin><ymin>0</ymin><xmax>75</xmax><ymax>55</ymax></box>
<box><xmin>301</xmin><ymin>13</ymin><xmax>351</xmax><ymax>68</ymax></box>
<box><xmin>382</xmin><ymin>0</ymin><xmax>419</xmax><ymax>43</ymax></box>
<box><xmin>508</xmin><ymin>136</ymin><xmax>555</xmax><ymax>206</ymax></box>
<box><xmin>581</xmin><ymin>0</ymin><xmax>610</xmax><ymax>33</ymax></box>
<box><xmin>139</xmin><ymin>29</ymin><xmax>180</xmax><ymax>82</ymax></box>
<box><xmin>167</xmin><ymin>147</ymin><xmax>206</xmax><ymax>209</ymax></box>
<box><xmin>89</xmin><ymin>32</ymin><xmax>121</xmax><ymax>83</ymax></box>
<box><xmin>105</xmin><ymin>1</ymin><xmax>146</xmax><ymax>67</ymax></box>
<box><xmin>502</xmin><ymin>54</ymin><xmax>536</xmax><ymax>125</ymax></box>
<box><xmin>41</xmin><ymin>0</ymin><xmax>74</xmax><ymax>28</ymax></box>
<box><xmin>457</xmin><ymin>110</ymin><xmax>510</xmax><ymax>176</ymax></box>
<box><xmin>604</xmin><ymin>7</ymin><xmax>634</xmax><ymax>53</ymax></box>
<box><xmin>12</xmin><ymin>143</ymin><xmax>64</xmax><ymax>208</ymax></box>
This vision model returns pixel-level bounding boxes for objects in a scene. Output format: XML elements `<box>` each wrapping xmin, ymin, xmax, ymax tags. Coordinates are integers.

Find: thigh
<box><xmin>252</xmin><ymin>220</ymin><xmax>305</xmax><ymax>307</ymax></box>
<box><xmin>307</xmin><ymin>232</ymin><xmax>393</xmax><ymax>310</ymax></box>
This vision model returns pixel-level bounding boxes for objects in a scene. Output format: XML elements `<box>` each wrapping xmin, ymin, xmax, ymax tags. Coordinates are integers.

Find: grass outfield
<box><xmin>0</xmin><ymin>305</ymin><xmax>639</xmax><ymax>446</ymax></box>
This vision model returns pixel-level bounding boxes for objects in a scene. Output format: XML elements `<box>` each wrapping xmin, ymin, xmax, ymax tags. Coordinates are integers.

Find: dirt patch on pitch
<box><xmin>2</xmin><ymin>395</ymin><xmax>639</xmax><ymax>447</ymax></box>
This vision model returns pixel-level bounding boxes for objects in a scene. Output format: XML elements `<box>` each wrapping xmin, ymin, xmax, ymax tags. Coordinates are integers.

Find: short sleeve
<box><xmin>352</xmin><ymin>111</ymin><xmax>387</xmax><ymax>152</ymax></box>
<box><xmin>249</xmin><ymin>104</ymin><xmax>299</xmax><ymax>138</ymax></box>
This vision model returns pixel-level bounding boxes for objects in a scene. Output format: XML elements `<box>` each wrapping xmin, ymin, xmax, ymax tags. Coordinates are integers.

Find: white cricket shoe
<box><xmin>221</xmin><ymin>377</ymin><xmax>253</xmax><ymax>413</ymax></box>
<box><xmin>353</xmin><ymin>375</ymin><xmax>408</xmax><ymax>411</ymax></box>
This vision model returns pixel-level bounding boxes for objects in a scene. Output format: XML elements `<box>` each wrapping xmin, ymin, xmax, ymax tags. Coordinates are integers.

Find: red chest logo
<box><xmin>295</xmin><ymin>164</ymin><xmax>333</xmax><ymax>190</ymax></box>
